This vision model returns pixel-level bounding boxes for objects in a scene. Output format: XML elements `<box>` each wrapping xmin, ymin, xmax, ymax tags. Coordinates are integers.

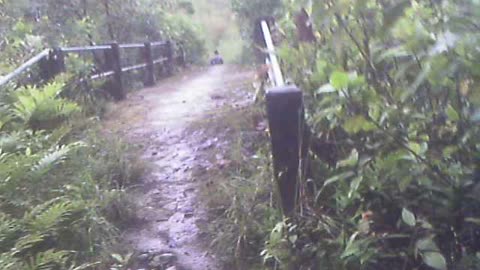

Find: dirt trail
<box><xmin>104</xmin><ymin>65</ymin><xmax>254</xmax><ymax>270</ymax></box>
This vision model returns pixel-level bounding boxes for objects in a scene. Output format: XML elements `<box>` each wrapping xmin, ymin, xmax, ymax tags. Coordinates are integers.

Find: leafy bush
<box><xmin>0</xmin><ymin>80</ymin><xmax>144</xmax><ymax>269</ymax></box>
<box><xmin>233</xmin><ymin>0</ymin><xmax>480</xmax><ymax>269</ymax></box>
<box><xmin>159</xmin><ymin>13</ymin><xmax>206</xmax><ymax>64</ymax></box>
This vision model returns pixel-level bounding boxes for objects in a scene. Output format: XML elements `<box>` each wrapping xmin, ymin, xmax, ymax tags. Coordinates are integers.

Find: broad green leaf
<box><xmin>270</xmin><ymin>222</ymin><xmax>285</xmax><ymax>244</ymax></box>
<box><xmin>341</xmin><ymin>232</ymin><xmax>360</xmax><ymax>259</ymax></box>
<box><xmin>416</xmin><ymin>237</ymin><xmax>439</xmax><ymax>253</ymax></box>
<box><xmin>419</xmin><ymin>220</ymin><xmax>433</xmax><ymax>229</ymax></box>
<box><xmin>446</xmin><ymin>105</ymin><xmax>460</xmax><ymax>121</ymax></box>
<box><xmin>409</xmin><ymin>142</ymin><xmax>421</xmax><ymax>155</ymax></box>
<box><xmin>399</xmin><ymin>176</ymin><xmax>414</xmax><ymax>192</ymax></box>
<box><xmin>337</xmin><ymin>149</ymin><xmax>359</xmax><ymax>168</ymax></box>
<box><xmin>442</xmin><ymin>146</ymin><xmax>457</xmax><ymax>158</ymax></box>
<box><xmin>330</xmin><ymin>71</ymin><xmax>349</xmax><ymax>89</ymax></box>
<box><xmin>379</xmin><ymin>46</ymin><xmax>410</xmax><ymax>60</ymax></box>
<box><xmin>368</xmin><ymin>105</ymin><xmax>381</xmax><ymax>121</ymax></box>
<box><xmin>348</xmin><ymin>72</ymin><xmax>366</xmax><ymax>87</ymax></box>
<box><xmin>111</xmin><ymin>254</ymin><xmax>123</xmax><ymax>262</ymax></box>
<box><xmin>408</xmin><ymin>142</ymin><xmax>428</xmax><ymax>156</ymax></box>
<box><xmin>348</xmin><ymin>176</ymin><xmax>363</xmax><ymax>199</ymax></box>
<box><xmin>324</xmin><ymin>171</ymin><xmax>355</xmax><ymax>186</ymax></box>
<box><xmin>288</xmin><ymin>234</ymin><xmax>298</xmax><ymax>244</ymax></box>
<box><xmin>423</xmin><ymin>252</ymin><xmax>447</xmax><ymax>270</ymax></box>
<box><xmin>402</xmin><ymin>208</ymin><xmax>416</xmax><ymax>227</ymax></box>
<box><xmin>316</xmin><ymin>59</ymin><xmax>327</xmax><ymax>74</ymax></box>
<box><xmin>344</xmin><ymin>116</ymin><xmax>376</xmax><ymax>134</ymax></box>
<box><xmin>317</xmin><ymin>84</ymin><xmax>336</xmax><ymax>94</ymax></box>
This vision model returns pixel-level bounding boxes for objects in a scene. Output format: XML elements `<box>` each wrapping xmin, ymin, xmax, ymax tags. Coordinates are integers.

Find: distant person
<box><xmin>210</xmin><ymin>50</ymin><xmax>224</xmax><ymax>65</ymax></box>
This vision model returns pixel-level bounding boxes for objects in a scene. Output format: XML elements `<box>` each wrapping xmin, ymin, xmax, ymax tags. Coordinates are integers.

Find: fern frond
<box><xmin>0</xmin><ymin>104</ymin><xmax>13</xmax><ymax>131</ymax></box>
<box><xmin>27</xmin><ymin>200</ymin><xmax>84</xmax><ymax>233</ymax></box>
<box><xmin>12</xmin><ymin>233</ymin><xmax>48</xmax><ymax>258</ymax></box>
<box><xmin>28</xmin><ymin>249</ymin><xmax>71</xmax><ymax>270</ymax></box>
<box><xmin>0</xmin><ymin>132</ymin><xmax>24</xmax><ymax>153</ymax></box>
<box><xmin>0</xmin><ymin>252</ymin><xmax>24</xmax><ymax>270</ymax></box>
<box><xmin>46</xmin><ymin>126</ymin><xmax>72</xmax><ymax>147</ymax></box>
<box><xmin>30</xmin><ymin>142</ymin><xmax>86</xmax><ymax>178</ymax></box>
<box><xmin>0</xmin><ymin>213</ymin><xmax>24</xmax><ymax>253</ymax></box>
<box><xmin>10</xmin><ymin>82</ymin><xmax>80</xmax><ymax>130</ymax></box>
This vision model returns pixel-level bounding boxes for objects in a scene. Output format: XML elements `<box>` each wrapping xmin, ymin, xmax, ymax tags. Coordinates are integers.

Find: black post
<box><xmin>40</xmin><ymin>48</ymin><xmax>65</xmax><ymax>82</ymax></box>
<box><xmin>51</xmin><ymin>48</ymin><xmax>65</xmax><ymax>75</ymax></box>
<box><xmin>144</xmin><ymin>42</ymin><xmax>156</xmax><ymax>87</ymax></box>
<box><xmin>107</xmin><ymin>42</ymin><xmax>125</xmax><ymax>100</ymax></box>
<box><xmin>165</xmin><ymin>40</ymin><xmax>174</xmax><ymax>76</ymax></box>
<box><xmin>179</xmin><ymin>45</ymin><xmax>186</xmax><ymax>67</ymax></box>
<box><xmin>266</xmin><ymin>85</ymin><xmax>304</xmax><ymax>216</ymax></box>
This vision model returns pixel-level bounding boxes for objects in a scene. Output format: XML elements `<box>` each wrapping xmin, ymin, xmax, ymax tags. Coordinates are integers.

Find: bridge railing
<box><xmin>0</xmin><ymin>40</ymin><xmax>186</xmax><ymax>100</ymax></box>
<box><xmin>260</xmin><ymin>19</ymin><xmax>305</xmax><ymax>217</ymax></box>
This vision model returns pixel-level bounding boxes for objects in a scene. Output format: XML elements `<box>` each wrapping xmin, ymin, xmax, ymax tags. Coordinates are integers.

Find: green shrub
<box><xmin>233</xmin><ymin>0</ymin><xmax>480</xmax><ymax>269</ymax></box>
<box><xmin>0</xmin><ymin>80</ymin><xmax>144</xmax><ymax>269</ymax></box>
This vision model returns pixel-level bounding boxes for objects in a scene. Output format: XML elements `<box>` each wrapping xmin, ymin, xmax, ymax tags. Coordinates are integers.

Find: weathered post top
<box><xmin>266</xmin><ymin>85</ymin><xmax>304</xmax><ymax>216</ymax></box>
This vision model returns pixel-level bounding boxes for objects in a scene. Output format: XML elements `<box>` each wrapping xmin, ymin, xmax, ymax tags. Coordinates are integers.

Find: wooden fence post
<box><xmin>178</xmin><ymin>44</ymin><xmax>186</xmax><ymax>67</ymax></box>
<box><xmin>266</xmin><ymin>85</ymin><xmax>304</xmax><ymax>216</ymax></box>
<box><xmin>106</xmin><ymin>42</ymin><xmax>125</xmax><ymax>100</ymax></box>
<box><xmin>165</xmin><ymin>40</ymin><xmax>174</xmax><ymax>76</ymax></box>
<box><xmin>40</xmin><ymin>48</ymin><xmax>65</xmax><ymax>82</ymax></box>
<box><xmin>144</xmin><ymin>42</ymin><xmax>156</xmax><ymax>87</ymax></box>
<box><xmin>52</xmin><ymin>48</ymin><xmax>65</xmax><ymax>75</ymax></box>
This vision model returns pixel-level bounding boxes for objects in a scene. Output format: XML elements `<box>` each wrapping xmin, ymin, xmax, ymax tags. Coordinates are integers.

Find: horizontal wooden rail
<box><xmin>121</xmin><ymin>63</ymin><xmax>148</xmax><ymax>73</ymax></box>
<box><xmin>119</xmin><ymin>43</ymin><xmax>145</xmax><ymax>49</ymax></box>
<box><xmin>151</xmin><ymin>41</ymin><xmax>167</xmax><ymax>47</ymax></box>
<box><xmin>90</xmin><ymin>70</ymin><xmax>115</xmax><ymax>80</ymax></box>
<box><xmin>61</xmin><ymin>46</ymin><xmax>111</xmax><ymax>53</ymax></box>
<box><xmin>0</xmin><ymin>49</ymin><xmax>49</xmax><ymax>86</ymax></box>
<box><xmin>153</xmin><ymin>57</ymin><xmax>168</xmax><ymax>65</ymax></box>
<box><xmin>0</xmin><ymin>39</ymin><xmax>186</xmax><ymax>100</ymax></box>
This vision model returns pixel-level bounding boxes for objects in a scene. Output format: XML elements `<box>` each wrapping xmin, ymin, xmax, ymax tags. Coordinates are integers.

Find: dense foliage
<box><xmin>232</xmin><ymin>0</ymin><xmax>480</xmax><ymax>269</ymax></box>
<box><xmin>0</xmin><ymin>0</ymin><xmax>205</xmax><ymax>72</ymax></box>
<box><xmin>0</xmin><ymin>79</ymin><xmax>144</xmax><ymax>269</ymax></box>
<box><xmin>0</xmin><ymin>0</ymin><xmax>206</xmax><ymax>268</ymax></box>
<box><xmin>231</xmin><ymin>0</ymin><xmax>283</xmax><ymax>63</ymax></box>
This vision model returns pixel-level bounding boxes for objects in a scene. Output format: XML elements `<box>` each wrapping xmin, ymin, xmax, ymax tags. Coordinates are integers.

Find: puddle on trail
<box><xmin>105</xmin><ymin>65</ymin><xmax>254</xmax><ymax>270</ymax></box>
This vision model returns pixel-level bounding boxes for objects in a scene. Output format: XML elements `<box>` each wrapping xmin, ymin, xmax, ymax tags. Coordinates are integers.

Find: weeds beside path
<box><xmin>103</xmin><ymin>65</ymin><xmax>255</xmax><ymax>270</ymax></box>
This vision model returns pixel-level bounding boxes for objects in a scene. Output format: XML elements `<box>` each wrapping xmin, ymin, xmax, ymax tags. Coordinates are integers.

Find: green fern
<box><xmin>0</xmin><ymin>213</ymin><xmax>23</xmax><ymax>253</ymax></box>
<box><xmin>0</xmin><ymin>132</ymin><xmax>25</xmax><ymax>153</ymax></box>
<box><xmin>0</xmin><ymin>252</ymin><xmax>23</xmax><ymax>270</ymax></box>
<box><xmin>30</xmin><ymin>142</ymin><xmax>85</xmax><ymax>180</ymax></box>
<box><xmin>26</xmin><ymin>249</ymin><xmax>71</xmax><ymax>270</ymax></box>
<box><xmin>12</xmin><ymin>233</ymin><xmax>49</xmax><ymax>259</ymax></box>
<box><xmin>11</xmin><ymin>82</ymin><xmax>80</xmax><ymax>130</ymax></box>
<box><xmin>0</xmin><ymin>105</ymin><xmax>12</xmax><ymax>131</ymax></box>
<box><xmin>26</xmin><ymin>199</ymin><xmax>84</xmax><ymax>234</ymax></box>
<box><xmin>0</xmin><ymin>76</ymin><xmax>141</xmax><ymax>268</ymax></box>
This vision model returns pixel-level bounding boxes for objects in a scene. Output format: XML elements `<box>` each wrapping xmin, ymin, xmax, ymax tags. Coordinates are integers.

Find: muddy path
<box><xmin>104</xmin><ymin>65</ymin><xmax>254</xmax><ymax>270</ymax></box>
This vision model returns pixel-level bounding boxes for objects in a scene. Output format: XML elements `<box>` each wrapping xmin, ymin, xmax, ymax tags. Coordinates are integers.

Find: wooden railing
<box><xmin>0</xmin><ymin>40</ymin><xmax>185</xmax><ymax>100</ymax></box>
<box><xmin>261</xmin><ymin>19</ymin><xmax>305</xmax><ymax>217</ymax></box>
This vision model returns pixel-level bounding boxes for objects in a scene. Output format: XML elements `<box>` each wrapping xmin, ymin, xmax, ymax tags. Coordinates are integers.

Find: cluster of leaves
<box><xmin>0</xmin><ymin>0</ymin><xmax>205</xmax><ymax>76</ymax></box>
<box><xmin>231</xmin><ymin>0</ymin><xmax>283</xmax><ymax>35</ymax></box>
<box><xmin>0</xmin><ymin>79</ymin><xmax>144</xmax><ymax>269</ymax></box>
<box><xmin>230</xmin><ymin>0</ymin><xmax>284</xmax><ymax>64</ymax></box>
<box><xmin>233</xmin><ymin>0</ymin><xmax>480</xmax><ymax>269</ymax></box>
